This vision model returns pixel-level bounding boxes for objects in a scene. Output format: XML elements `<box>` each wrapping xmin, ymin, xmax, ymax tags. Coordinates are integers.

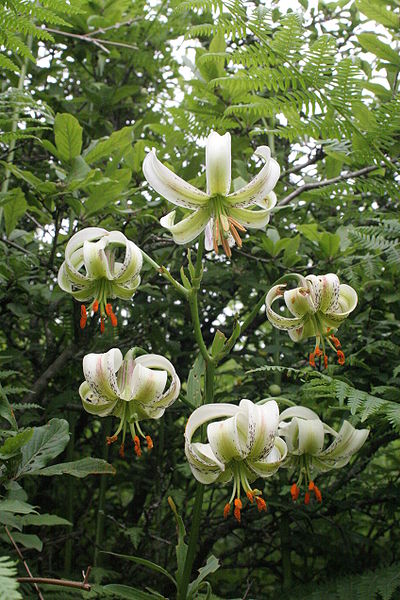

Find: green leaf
<box><xmin>0</xmin><ymin>382</ymin><xmax>17</xmax><ymax>429</ymax></box>
<box><xmin>357</xmin><ymin>33</ymin><xmax>400</xmax><ymax>66</ymax></box>
<box><xmin>0</xmin><ymin>556</ymin><xmax>22</xmax><ymax>600</ymax></box>
<box><xmin>0</xmin><ymin>429</ymin><xmax>33</xmax><ymax>459</ymax></box>
<box><xmin>0</xmin><ymin>162</ymin><xmax>57</xmax><ymax>194</ymax></box>
<box><xmin>84</xmin><ymin>126</ymin><xmax>134</xmax><ymax>164</ymax></box>
<box><xmin>356</xmin><ymin>0</ymin><xmax>399</xmax><ymax>29</ymax></box>
<box><xmin>0</xmin><ymin>188</ymin><xmax>27</xmax><ymax>236</ymax></box>
<box><xmin>20</xmin><ymin>513</ymin><xmax>71</xmax><ymax>527</ymax></box>
<box><xmin>6</xmin><ymin>533</ymin><xmax>42</xmax><ymax>552</ymax></box>
<box><xmin>187</xmin><ymin>555</ymin><xmax>220</xmax><ymax>599</ymax></box>
<box><xmin>32</xmin><ymin>457</ymin><xmax>116</xmax><ymax>478</ymax></box>
<box><xmin>297</xmin><ymin>223</ymin><xmax>320</xmax><ymax>243</ymax></box>
<box><xmin>103</xmin><ymin>552</ymin><xmax>176</xmax><ymax>586</ymax></box>
<box><xmin>17</xmin><ymin>419</ymin><xmax>70</xmax><ymax>477</ymax></box>
<box><xmin>103</xmin><ymin>584</ymin><xmax>167</xmax><ymax>599</ymax></box>
<box><xmin>318</xmin><ymin>232</ymin><xmax>341</xmax><ymax>257</ymax></box>
<box><xmin>168</xmin><ymin>497</ymin><xmax>187</xmax><ymax>589</ymax></box>
<box><xmin>187</xmin><ymin>354</ymin><xmax>205</xmax><ymax>406</ymax></box>
<box><xmin>0</xmin><ymin>499</ymin><xmax>38</xmax><ymax>514</ymax></box>
<box><xmin>54</xmin><ymin>113</ymin><xmax>83</xmax><ymax>163</ymax></box>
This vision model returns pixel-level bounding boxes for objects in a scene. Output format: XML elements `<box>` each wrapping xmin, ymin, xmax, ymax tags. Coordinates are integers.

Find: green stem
<box><xmin>140</xmin><ymin>249</ymin><xmax>188</xmax><ymax>298</ymax></box>
<box><xmin>188</xmin><ymin>291</ymin><xmax>210</xmax><ymax>362</ymax></box>
<box><xmin>93</xmin><ymin>420</ymin><xmax>111</xmax><ymax>567</ymax></box>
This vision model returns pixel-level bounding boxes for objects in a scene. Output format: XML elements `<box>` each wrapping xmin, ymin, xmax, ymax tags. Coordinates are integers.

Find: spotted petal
<box><xmin>323</xmin><ymin>284</ymin><xmax>358</xmax><ymax>328</ymax></box>
<box><xmin>79</xmin><ymin>381</ymin><xmax>118</xmax><ymax>417</ymax></box>
<box><xmin>226</xmin><ymin>146</ymin><xmax>280</xmax><ymax>208</ymax></box>
<box><xmin>315</xmin><ymin>421</ymin><xmax>369</xmax><ymax>470</ymax></box>
<box><xmin>143</xmin><ymin>149</ymin><xmax>209</xmax><ymax>209</ymax></box>
<box><xmin>247</xmin><ymin>437</ymin><xmax>287</xmax><ymax>477</ymax></box>
<box><xmin>82</xmin><ymin>348</ymin><xmax>123</xmax><ymax>402</ymax></box>
<box><xmin>185</xmin><ymin>441</ymin><xmax>225</xmax><ymax>484</ymax></box>
<box><xmin>160</xmin><ymin>209</ymin><xmax>210</xmax><ymax>245</ymax></box>
<box><xmin>266</xmin><ymin>284</ymin><xmax>308</xmax><ymax>331</ymax></box>
<box><xmin>235</xmin><ymin>399</ymin><xmax>279</xmax><ymax>461</ymax></box>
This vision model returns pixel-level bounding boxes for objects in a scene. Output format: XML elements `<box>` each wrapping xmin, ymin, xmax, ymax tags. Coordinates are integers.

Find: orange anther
<box><xmin>81</xmin><ymin>305</ymin><xmax>87</xmax><ymax>317</ymax></box>
<box><xmin>315</xmin><ymin>345</ymin><xmax>323</xmax><ymax>357</ymax></box>
<box><xmin>324</xmin><ymin>354</ymin><xmax>328</xmax><ymax>369</ymax></box>
<box><xmin>308</xmin><ymin>481</ymin><xmax>315</xmax><ymax>491</ymax></box>
<box><xmin>223</xmin><ymin>503</ymin><xmax>231</xmax><ymax>519</ymax></box>
<box><xmin>246</xmin><ymin>491</ymin><xmax>254</xmax><ymax>503</ymax></box>
<box><xmin>255</xmin><ymin>496</ymin><xmax>267</xmax><ymax>512</ymax></box>
<box><xmin>105</xmin><ymin>303</ymin><xmax>113</xmax><ymax>317</ymax></box>
<box><xmin>314</xmin><ymin>486</ymin><xmax>322</xmax><ymax>503</ymax></box>
<box><xmin>304</xmin><ymin>492</ymin><xmax>310</xmax><ymax>505</ymax></box>
<box><xmin>337</xmin><ymin>350</ymin><xmax>345</xmax><ymax>365</ymax></box>
<box><xmin>92</xmin><ymin>300</ymin><xmax>99</xmax><ymax>313</ymax></box>
<box><xmin>119</xmin><ymin>443</ymin><xmax>125</xmax><ymax>458</ymax></box>
<box><xmin>309</xmin><ymin>353</ymin><xmax>316</xmax><ymax>367</ymax></box>
<box><xmin>106</xmin><ymin>435</ymin><xmax>118</xmax><ymax>445</ymax></box>
<box><xmin>110</xmin><ymin>313</ymin><xmax>118</xmax><ymax>327</ymax></box>
<box><xmin>80</xmin><ymin>316</ymin><xmax>87</xmax><ymax>329</ymax></box>
<box><xmin>233</xmin><ymin>498</ymin><xmax>242</xmax><ymax>522</ymax></box>
<box><xmin>100</xmin><ymin>316</ymin><xmax>105</xmax><ymax>334</ymax></box>
<box><xmin>146</xmin><ymin>435</ymin><xmax>153</xmax><ymax>450</ymax></box>
<box><xmin>330</xmin><ymin>335</ymin><xmax>341</xmax><ymax>349</ymax></box>
<box><xmin>291</xmin><ymin>483</ymin><xmax>300</xmax><ymax>501</ymax></box>
<box><xmin>134</xmin><ymin>435</ymin><xmax>141</xmax><ymax>457</ymax></box>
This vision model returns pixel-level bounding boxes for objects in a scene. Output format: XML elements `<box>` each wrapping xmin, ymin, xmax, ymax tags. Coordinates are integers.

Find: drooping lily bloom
<box><xmin>278</xmin><ymin>406</ymin><xmax>369</xmax><ymax>504</ymax></box>
<box><xmin>142</xmin><ymin>132</ymin><xmax>280</xmax><ymax>258</ymax></box>
<box><xmin>79</xmin><ymin>348</ymin><xmax>180</xmax><ymax>457</ymax></box>
<box><xmin>58</xmin><ymin>228</ymin><xmax>142</xmax><ymax>332</ymax></box>
<box><xmin>266</xmin><ymin>273</ymin><xmax>358</xmax><ymax>367</ymax></box>
<box><xmin>185</xmin><ymin>399</ymin><xmax>287</xmax><ymax>521</ymax></box>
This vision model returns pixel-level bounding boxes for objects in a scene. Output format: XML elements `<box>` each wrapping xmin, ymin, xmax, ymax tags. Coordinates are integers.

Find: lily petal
<box><xmin>284</xmin><ymin>287</ymin><xmax>315</xmax><ymax>318</ymax></box>
<box><xmin>226</xmin><ymin>146</ymin><xmax>280</xmax><ymax>208</ymax></box>
<box><xmin>128</xmin><ymin>363</ymin><xmax>167</xmax><ymax>404</ymax></box>
<box><xmin>323</xmin><ymin>284</ymin><xmax>358</xmax><ymax>327</ymax></box>
<box><xmin>160</xmin><ymin>209</ymin><xmax>210</xmax><ymax>245</ymax></box>
<box><xmin>318</xmin><ymin>421</ymin><xmax>369</xmax><ymax>466</ymax></box>
<box><xmin>247</xmin><ymin>437</ymin><xmax>287</xmax><ymax>477</ymax></box>
<box><xmin>143</xmin><ymin>149</ymin><xmax>209</xmax><ymax>209</ymax></box>
<box><xmin>83</xmin><ymin>348</ymin><xmax>123</xmax><ymax>402</ymax></box>
<box><xmin>83</xmin><ymin>238</ymin><xmax>112</xmax><ymax>279</ymax></box>
<box><xmin>185</xmin><ymin>441</ymin><xmax>225</xmax><ymax>484</ymax></box>
<box><xmin>286</xmin><ymin>417</ymin><xmax>325</xmax><ymax>455</ymax></box>
<box><xmin>185</xmin><ymin>403</ymin><xmax>239</xmax><ymax>444</ymax></box>
<box><xmin>228</xmin><ymin>205</ymin><xmax>273</xmax><ymax>229</ymax></box>
<box><xmin>105</xmin><ymin>232</ymin><xmax>143</xmax><ymax>284</ymax></box>
<box><xmin>135</xmin><ymin>353</ymin><xmax>181</xmax><ymax>410</ymax></box>
<box><xmin>266</xmin><ymin>284</ymin><xmax>308</xmax><ymax>331</ymax></box>
<box><xmin>236</xmin><ymin>399</ymin><xmax>279</xmax><ymax>460</ymax></box>
<box><xmin>206</xmin><ymin>132</ymin><xmax>231</xmax><ymax>195</ymax></box>
<box><xmin>79</xmin><ymin>381</ymin><xmax>118</xmax><ymax>417</ymax></box>
<box><xmin>207</xmin><ymin>413</ymin><xmax>245</xmax><ymax>463</ymax></box>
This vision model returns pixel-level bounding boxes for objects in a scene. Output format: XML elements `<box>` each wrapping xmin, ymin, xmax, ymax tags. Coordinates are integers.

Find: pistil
<box><xmin>210</xmin><ymin>196</ymin><xmax>247</xmax><ymax>258</ymax></box>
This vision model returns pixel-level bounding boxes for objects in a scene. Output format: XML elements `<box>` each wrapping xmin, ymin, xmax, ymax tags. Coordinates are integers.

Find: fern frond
<box><xmin>0</xmin><ymin>556</ymin><xmax>22</xmax><ymax>600</ymax></box>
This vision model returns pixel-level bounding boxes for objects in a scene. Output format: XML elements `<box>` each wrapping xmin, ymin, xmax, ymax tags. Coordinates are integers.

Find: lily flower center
<box><xmin>308</xmin><ymin>316</ymin><xmax>346</xmax><ymax>369</ymax></box>
<box><xmin>209</xmin><ymin>196</ymin><xmax>246</xmax><ymax>258</ymax></box>
<box><xmin>80</xmin><ymin>279</ymin><xmax>118</xmax><ymax>333</ymax></box>
<box><xmin>290</xmin><ymin>456</ymin><xmax>322</xmax><ymax>505</ymax></box>
<box><xmin>105</xmin><ymin>401</ymin><xmax>154</xmax><ymax>458</ymax></box>
<box><xmin>223</xmin><ymin>461</ymin><xmax>267</xmax><ymax>522</ymax></box>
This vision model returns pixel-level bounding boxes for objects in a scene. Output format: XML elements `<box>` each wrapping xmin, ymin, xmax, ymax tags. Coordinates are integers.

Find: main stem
<box><xmin>179</xmin><ymin>238</ymin><xmax>215</xmax><ymax>599</ymax></box>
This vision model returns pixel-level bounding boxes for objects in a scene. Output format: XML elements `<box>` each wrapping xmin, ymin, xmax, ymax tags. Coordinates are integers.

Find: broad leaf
<box><xmin>54</xmin><ymin>113</ymin><xmax>83</xmax><ymax>162</ymax></box>
<box><xmin>103</xmin><ymin>552</ymin><xmax>176</xmax><ymax>586</ymax></box>
<box><xmin>0</xmin><ymin>428</ymin><xmax>33</xmax><ymax>459</ymax></box>
<box><xmin>17</xmin><ymin>419</ymin><xmax>70</xmax><ymax>477</ymax></box>
<box><xmin>33</xmin><ymin>457</ymin><xmax>116</xmax><ymax>478</ymax></box>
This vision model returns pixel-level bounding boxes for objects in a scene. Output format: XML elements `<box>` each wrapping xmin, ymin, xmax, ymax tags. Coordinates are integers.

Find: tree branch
<box><xmin>5</xmin><ymin>526</ymin><xmax>44</xmax><ymax>600</ymax></box>
<box><xmin>278</xmin><ymin>164</ymin><xmax>381</xmax><ymax>206</ymax></box>
<box><xmin>17</xmin><ymin>571</ymin><xmax>91</xmax><ymax>592</ymax></box>
<box><xmin>23</xmin><ymin>344</ymin><xmax>76</xmax><ymax>403</ymax></box>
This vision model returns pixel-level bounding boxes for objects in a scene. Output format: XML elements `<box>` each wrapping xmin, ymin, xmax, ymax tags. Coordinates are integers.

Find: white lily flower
<box><xmin>58</xmin><ymin>228</ymin><xmax>142</xmax><ymax>332</ymax></box>
<box><xmin>266</xmin><ymin>273</ymin><xmax>358</xmax><ymax>368</ymax></box>
<box><xmin>79</xmin><ymin>348</ymin><xmax>180</xmax><ymax>457</ymax></box>
<box><xmin>185</xmin><ymin>399</ymin><xmax>287</xmax><ymax>521</ymax></box>
<box><xmin>278</xmin><ymin>406</ymin><xmax>369</xmax><ymax>504</ymax></box>
<box><xmin>143</xmin><ymin>131</ymin><xmax>280</xmax><ymax>258</ymax></box>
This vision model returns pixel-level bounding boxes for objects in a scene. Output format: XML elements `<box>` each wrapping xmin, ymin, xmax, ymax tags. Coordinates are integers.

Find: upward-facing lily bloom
<box><xmin>266</xmin><ymin>273</ymin><xmax>358</xmax><ymax>367</ymax></box>
<box><xmin>278</xmin><ymin>406</ymin><xmax>369</xmax><ymax>504</ymax></box>
<box><xmin>185</xmin><ymin>399</ymin><xmax>287</xmax><ymax>522</ymax></box>
<box><xmin>79</xmin><ymin>348</ymin><xmax>180</xmax><ymax>457</ymax></box>
<box><xmin>58</xmin><ymin>228</ymin><xmax>142</xmax><ymax>332</ymax></box>
<box><xmin>142</xmin><ymin>132</ymin><xmax>280</xmax><ymax>258</ymax></box>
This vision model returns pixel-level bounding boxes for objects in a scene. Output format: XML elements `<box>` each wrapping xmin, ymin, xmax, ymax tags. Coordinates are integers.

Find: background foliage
<box><xmin>0</xmin><ymin>0</ymin><xmax>399</xmax><ymax>598</ymax></box>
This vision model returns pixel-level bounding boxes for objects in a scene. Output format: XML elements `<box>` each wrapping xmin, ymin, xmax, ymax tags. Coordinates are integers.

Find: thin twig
<box><xmin>278</xmin><ymin>164</ymin><xmax>380</xmax><ymax>206</ymax></box>
<box><xmin>16</xmin><ymin>574</ymin><xmax>91</xmax><ymax>591</ymax></box>
<box><xmin>85</xmin><ymin>19</ymin><xmax>137</xmax><ymax>37</ymax></box>
<box><xmin>5</xmin><ymin>526</ymin><xmax>44</xmax><ymax>600</ymax></box>
<box><xmin>44</xmin><ymin>27</ymin><xmax>138</xmax><ymax>53</ymax></box>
